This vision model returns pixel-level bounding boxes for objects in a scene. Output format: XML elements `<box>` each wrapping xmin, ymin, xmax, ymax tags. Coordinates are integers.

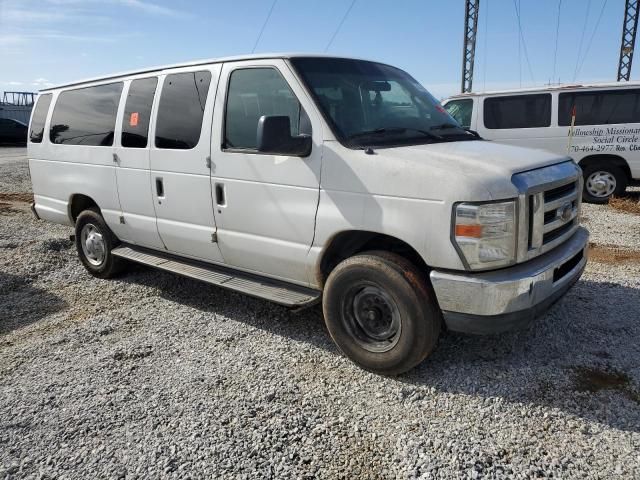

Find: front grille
<box><xmin>539</xmin><ymin>179</ymin><xmax>579</xmax><ymax>245</ymax></box>
<box><xmin>512</xmin><ymin>161</ymin><xmax>582</xmax><ymax>263</ymax></box>
<box><xmin>543</xmin><ymin>217</ymin><xmax>576</xmax><ymax>244</ymax></box>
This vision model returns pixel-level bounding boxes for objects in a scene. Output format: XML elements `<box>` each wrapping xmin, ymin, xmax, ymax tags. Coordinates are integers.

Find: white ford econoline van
<box><xmin>443</xmin><ymin>83</ymin><xmax>640</xmax><ymax>203</ymax></box>
<box><xmin>28</xmin><ymin>54</ymin><xmax>589</xmax><ymax>374</ymax></box>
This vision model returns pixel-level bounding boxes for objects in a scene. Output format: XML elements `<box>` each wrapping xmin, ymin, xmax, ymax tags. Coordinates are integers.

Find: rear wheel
<box><xmin>582</xmin><ymin>164</ymin><xmax>627</xmax><ymax>204</ymax></box>
<box><xmin>75</xmin><ymin>209</ymin><xmax>125</xmax><ymax>278</ymax></box>
<box><xmin>322</xmin><ymin>251</ymin><xmax>441</xmax><ymax>375</ymax></box>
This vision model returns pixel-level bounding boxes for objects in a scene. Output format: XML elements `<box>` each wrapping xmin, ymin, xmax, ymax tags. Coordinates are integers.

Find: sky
<box><xmin>0</xmin><ymin>0</ymin><xmax>632</xmax><ymax>100</ymax></box>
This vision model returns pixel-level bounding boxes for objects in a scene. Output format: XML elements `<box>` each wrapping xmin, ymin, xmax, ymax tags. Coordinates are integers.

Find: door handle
<box><xmin>215</xmin><ymin>183</ymin><xmax>225</xmax><ymax>206</ymax></box>
<box><xmin>112</xmin><ymin>153</ymin><xmax>119</xmax><ymax>164</ymax></box>
<box><xmin>155</xmin><ymin>177</ymin><xmax>164</xmax><ymax>200</ymax></box>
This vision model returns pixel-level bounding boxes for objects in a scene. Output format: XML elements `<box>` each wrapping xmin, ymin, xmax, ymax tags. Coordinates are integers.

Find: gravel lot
<box><xmin>1</xmin><ymin>147</ymin><xmax>639</xmax><ymax>479</ymax></box>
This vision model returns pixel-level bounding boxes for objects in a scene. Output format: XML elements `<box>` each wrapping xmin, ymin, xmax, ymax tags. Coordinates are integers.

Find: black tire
<box><xmin>582</xmin><ymin>164</ymin><xmax>628</xmax><ymax>204</ymax></box>
<box><xmin>74</xmin><ymin>208</ymin><xmax>125</xmax><ymax>279</ymax></box>
<box><xmin>322</xmin><ymin>251</ymin><xmax>441</xmax><ymax>375</ymax></box>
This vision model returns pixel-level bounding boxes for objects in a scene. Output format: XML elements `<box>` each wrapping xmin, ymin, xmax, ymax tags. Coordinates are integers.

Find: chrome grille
<box><xmin>512</xmin><ymin>161</ymin><xmax>582</xmax><ymax>262</ymax></box>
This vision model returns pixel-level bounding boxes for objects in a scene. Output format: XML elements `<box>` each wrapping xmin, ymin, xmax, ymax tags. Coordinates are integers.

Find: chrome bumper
<box><xmin>430</xmin><ymin>227</ymin><xmax>589</xmax><ymax>334</ymax></box>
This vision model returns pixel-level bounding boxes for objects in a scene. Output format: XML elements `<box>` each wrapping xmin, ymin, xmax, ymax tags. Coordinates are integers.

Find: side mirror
<box><xmin>256</xmin><ymin>115</ymin><xmax>312</xmax><ymax>157</ymax></box>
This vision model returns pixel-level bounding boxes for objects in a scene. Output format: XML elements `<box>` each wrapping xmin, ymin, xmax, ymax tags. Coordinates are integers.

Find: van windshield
<box><xmin>290</xmin><ymin>57</ymin><xmax>474</xmax><ymax>148</ymax></box>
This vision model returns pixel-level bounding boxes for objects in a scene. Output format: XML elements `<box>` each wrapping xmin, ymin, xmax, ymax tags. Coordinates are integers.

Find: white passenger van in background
<box><xmin>443</xmin><ymin>83</ymin><xmax>640</xmax><ymax>203</ymax></box>
<box><xmin>28</xmin><ymin>54</ymin><xmax>589</xmax><ymax>374</ymax></box>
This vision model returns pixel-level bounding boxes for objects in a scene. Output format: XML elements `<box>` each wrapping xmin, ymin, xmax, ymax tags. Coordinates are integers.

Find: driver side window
<box><xmin>224</xmin><ymin>67</ymin><xmax>309</xmax><ymax>150</ymax></box>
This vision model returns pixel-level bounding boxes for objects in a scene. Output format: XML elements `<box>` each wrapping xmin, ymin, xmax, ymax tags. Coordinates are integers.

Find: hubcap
<box><xmin>586</xmin><ymin>171</ymin><xmax>616</xmax><ymax>198</ymax></box>
<box><xmin>80</xmin><ymin>223</ymin><xmax>106</xmax><ymax>266</ymax></box>
<box><xmin>343</xmin><ymin>284</ymin><xmax>401</xmax><ymax>353</ymax></box>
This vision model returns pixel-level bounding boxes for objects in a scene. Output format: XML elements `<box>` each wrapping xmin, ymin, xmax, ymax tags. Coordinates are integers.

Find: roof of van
<box><xmin>38</xmin><ymin>53</ymin><xmax>377</xmax><ymax>92</ymax></box>
<box><xmin>445</xmin><ymin>81</ymin><xmax>640</xmax><ymax>99</ymax></box>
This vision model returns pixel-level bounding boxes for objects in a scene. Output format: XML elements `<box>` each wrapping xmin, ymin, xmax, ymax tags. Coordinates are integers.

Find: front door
<box><xmin>210</xmin><ymin>59</ymin><xmax>323</xmax><ymax>285</ymax></box>
<box><xmin>148</xmin><ymin>66</ymin><xmax>224</xmax><ymax>263</ymax></box>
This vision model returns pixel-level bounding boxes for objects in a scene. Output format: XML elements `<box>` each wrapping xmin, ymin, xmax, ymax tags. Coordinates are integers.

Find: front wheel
<box><xmin>582</xmin><ymin>164</ymin><xmax>627</xmax><ymax>204</ymax></box>
<box><xmin>75</xmin><ymin>209</ymin><xmax>125</xmax><ymax>279</ymax></box>
<box><xmin>322</xmin><ymin>251</ymin><xmax>441</xmax><ymax>375</ymax></box>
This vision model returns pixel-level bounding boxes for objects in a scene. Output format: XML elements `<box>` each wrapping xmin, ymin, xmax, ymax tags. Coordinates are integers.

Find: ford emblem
<box><xmin>560</xmin><ymin>203</ymin><xmax>573</xmax><ymax>221</ymax></box>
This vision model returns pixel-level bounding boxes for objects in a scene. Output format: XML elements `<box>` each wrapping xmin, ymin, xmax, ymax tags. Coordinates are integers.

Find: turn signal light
<box><xmin>455</xmin><ymin>224</ymin><xmax>483</xmax><ymax>238</ymax></box>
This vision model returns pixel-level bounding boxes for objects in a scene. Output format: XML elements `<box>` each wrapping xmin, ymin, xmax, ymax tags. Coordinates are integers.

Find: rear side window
<box><xmin>558</xmin><ymin>89</ymin><xmax>640</xmax><ymax>126</ymax></box>
<box><xmin>122</xmin><ymin>77</ymin><xmax>157</xmax><ymax>148</ymax></box>
<box><xmin>155</xmin><ymin>71</ymin><xmax>211</xmax><ymax>149</ymax></box>
<box><xmin>484</xmin><ymin>94</ymin><xmax>551</xmax><ymax>129</ymax></box>
<box><xmin>444</xmin><ymin>98</ymin><xmax>473</xmax><ymax>128</ymax></box>
<box><xmin>50</xmin><ymin>83</ymin><xmax>123</xmax><ymax>145</ymax></box>
<box><xmin>224</xmin><ymin>68</ymin><xmax>304</xmax><ymax>150</ymax></box>
<box><xmin>29</xmin><ymin>93</ymin><xmax>52</xmax><ymax>143</ymax></box>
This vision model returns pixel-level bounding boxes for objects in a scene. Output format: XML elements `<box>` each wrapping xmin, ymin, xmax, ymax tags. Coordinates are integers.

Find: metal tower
<box><xmin>461</xmin><ymin>0</ymin><xmax>480</xmax><ymax>93</ymax></box>
<box><xmin>618</xmin><ymin>0</ymin><xmax>639</xmax><ymax>81</ymax></box>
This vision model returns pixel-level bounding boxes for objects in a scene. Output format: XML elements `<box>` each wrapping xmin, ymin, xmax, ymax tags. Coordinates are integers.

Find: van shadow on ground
<box><xmin>122</xmin><ymin>266</ymin><xmax>640</xmax><ymax>433</ymax></box>
<box><xmin>0</xmin><ymin>272</ymin><xmax>67</xmax><ymax>335</ymax></box>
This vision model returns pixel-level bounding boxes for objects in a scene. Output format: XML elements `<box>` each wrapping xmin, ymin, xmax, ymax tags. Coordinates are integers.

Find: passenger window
<box><xmin>444</xmin><ymin>99</ymin><xmax>473</xmax><ymax>128</ymax></box>
<box><xmin>29</xmin><ymin>93</ymin><xmax>52</xmax><ymax>143</ymax></box>
<box><xmin>50</xmin><ymin>83</ymin><xmax>123</xmax><ymax>145</ymax></box>
<box><xmin>224</xmin><ymin>68</ymin><xmax>307</xmax><ymax>150</ymax></box>
<box><xmin>122</xmin><ymin>77</ymin><xmax>157</xmax><ymax>148</ymax></box>
<box><xmin>155</xmin><ymin>71</ymin><xmax>211</xmax><ymax>150</ymax></box>
<box><xmin>558</xmin><ymin>89</ymin><xmax>640</xmax><ymax>126</ymax></box>
<box><xmin>483</xmin><ymin>94</ymin><xmax>551</xmax><ymax>129</ymax></box>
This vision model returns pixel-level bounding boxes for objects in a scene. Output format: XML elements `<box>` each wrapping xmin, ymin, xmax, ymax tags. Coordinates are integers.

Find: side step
<box><xmin>112</xmin><ymin>245</ymin><xmax>321</xmax><ymax>307</ymax></box>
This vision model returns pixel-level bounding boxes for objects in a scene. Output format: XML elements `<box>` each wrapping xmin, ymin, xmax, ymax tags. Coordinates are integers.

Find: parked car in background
<box><xmin>0</xmin><ymin>118</ymin><xmax>28</xmax><ymax>145</ymax></box>
<box><xmin>28</xmin><ymin>54</ymin><xmax>588</xmax><ymax>374</ymax></box>
<box><xmin>443</xmin><ymin>83</ymin><xmax>640</xmax><ymax>203</ymax></box>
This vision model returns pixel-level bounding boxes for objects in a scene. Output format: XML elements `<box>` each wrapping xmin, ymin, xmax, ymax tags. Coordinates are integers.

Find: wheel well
<box><xmin>69</xmin><ymin>194</ymin><xmax>100</xmax><ymax>222</ymax></box>
<box><xmin>318</xmin><ymin>231</ymin><xmax>429</xmax><ymax>287</ymax></box>
<box><xmin>578</xmin><ymin>155</ymin><xmax>631</xmax><ymax>181</ymax></box>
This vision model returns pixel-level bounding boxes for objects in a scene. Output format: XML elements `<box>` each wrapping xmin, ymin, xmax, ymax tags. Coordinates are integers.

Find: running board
<box><xmin>111</xmin><ymin>245</ymin><xmax>321</xmax><ymax>307</ymax></box>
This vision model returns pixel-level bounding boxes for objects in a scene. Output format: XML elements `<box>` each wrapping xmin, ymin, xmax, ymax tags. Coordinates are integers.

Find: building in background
<box><xmin>0</xmin><ymin>91</ymin><xmax>36</xmax><ymax>124</ymax></box>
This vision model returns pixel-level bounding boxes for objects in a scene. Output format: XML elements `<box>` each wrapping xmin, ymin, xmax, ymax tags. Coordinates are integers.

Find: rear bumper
<box><xmin>430</xmin><ymin>227</ymin><xmax>589</xmax><ymax>334</ymax></box>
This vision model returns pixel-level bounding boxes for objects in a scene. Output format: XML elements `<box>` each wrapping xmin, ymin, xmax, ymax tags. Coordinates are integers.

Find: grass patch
<box><xmin>588</xmin><ymin>243</ymin><xmax>640</xmax><ymax>265</ymax></box>
<box><xmin>609</xmin><ymin>196</ymin><xmax>640</xmax><ymax>215</ymax></box>
<box><xmin>0</xmin><ymin>192</ymin><xmax>33</xmax><ymax>203</ymax></box>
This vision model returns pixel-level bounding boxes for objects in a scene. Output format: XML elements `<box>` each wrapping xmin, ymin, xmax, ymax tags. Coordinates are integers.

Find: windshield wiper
<box><xmin>429</xmin><ymin>122</ymin><xmax>461</xmax><ymax>130</ymax></box>
<box><xmin>346</xmin><ymin>127</ymin><xmax>442</xmax><ymax>143</ymax></box>
<box><xmin>430</xmin><ymin>123</ymin><xmax>478</xmax><ymax>139</ymax></box>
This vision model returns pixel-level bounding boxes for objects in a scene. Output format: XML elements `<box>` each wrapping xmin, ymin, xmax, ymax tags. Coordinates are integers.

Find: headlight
<box><xmin>453</xmin><ymin>200</ymin><xmax>517</xmax><ymax>270</ymax></box>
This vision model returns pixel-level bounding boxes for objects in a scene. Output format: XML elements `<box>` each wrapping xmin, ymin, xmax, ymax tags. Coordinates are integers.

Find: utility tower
<box><xmin>461</xmin><ymin>0</ymin><xmax>480</xmax><ymax>93</ymax></box>
<box><xmin>618</xmin><ymin>0</ymin><xmax>639</xmax><ymax>81</ymax></box>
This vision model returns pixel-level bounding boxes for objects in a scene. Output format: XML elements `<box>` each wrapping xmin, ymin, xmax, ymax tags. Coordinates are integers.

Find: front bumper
<box><xmin>430</xmin><ymin>227</ymin><xmax>589</xmax><ymax>334</ymax></box>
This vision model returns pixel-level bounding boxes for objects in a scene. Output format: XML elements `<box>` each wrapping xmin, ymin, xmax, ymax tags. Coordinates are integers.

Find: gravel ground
<box><xmin>1</xmin><ymin>148</ymin><xmax>639</xmax><ymax>479</ymax></box>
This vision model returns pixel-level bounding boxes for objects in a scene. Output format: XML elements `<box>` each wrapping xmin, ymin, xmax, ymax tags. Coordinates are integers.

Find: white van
<box><xmin>28</xmin><ymin>54</ymin><xmax>588</xmax><ymax>374</ymax></box>
<box><xmin>443</xmin><ymin>83</ymin><xmax>640</xmax><ymax>203</ymax></box>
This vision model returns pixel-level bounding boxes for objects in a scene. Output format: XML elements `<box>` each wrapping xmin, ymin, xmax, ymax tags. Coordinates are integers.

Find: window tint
<box><xmin>444</xmin><ymin>99</ymin><xmax>473</xmax><ymax>128</ymax></box>
<box><xmin>224</xmin><ymin>68</ymin><xmax>304</xmax><ymax>150</ymax></box>
<box><xmin>50</xmin><ymin>83</ymin><xmax>123</xmax><ymax>145</ymax></box>
<box><xmin>483</xmin><ymin>94</ymin><xmax>551</xmax><ymax>129</ymax></box>
<box><xmin>155</xmin><ymin>71</ymin><xmax>211</xmax><ymax>149</ymax></box>
<box><xmin>558</xmin><ymin>89</ymin><xmax>640</xmax><ymax>126</ymax></box>
<box><xmin>122</xmin><ymin>77</ymin><xmax>157</xmax><ymax>148</ymax></box>
<box><xmin>29</xmin><ymin>93</ymin><xmax>52</xmax><ymax>143</ymax></box>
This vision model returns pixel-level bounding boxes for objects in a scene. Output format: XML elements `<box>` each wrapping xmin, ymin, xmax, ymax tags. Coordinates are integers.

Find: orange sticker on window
<box><xmin>129</xmin><ymin>112</ymin><xmax>139</xmax><ymax>127</ymax></box>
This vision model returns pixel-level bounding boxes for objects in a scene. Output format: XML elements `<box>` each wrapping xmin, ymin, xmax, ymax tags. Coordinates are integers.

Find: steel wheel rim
<box><xmin>342</xmin><ymin>283</ymin><xmax>402</xmax><ymax>353</ymax></box>
<box><xmin>586</xmin><ymin>171</ymin><xmax>616</xmax><ymax>198</ymax></box>
<box><xmin>80</xmin><ymin>223</ymin><xmax>106</xmax><ymax>266</ymax></box>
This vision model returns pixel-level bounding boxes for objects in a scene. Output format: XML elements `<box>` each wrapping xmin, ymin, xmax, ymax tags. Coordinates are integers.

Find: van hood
<box><xmin>322</xmin><ymin>139</ymin><xmax>573</xmax><ymax>203</ymax></box>
<box><xmin>387</xmin><ymin>140</ymin><xmax>569</xmax><ymax>177</ymax></box>
<box><xmin>367</xmin><ymin>140</ymin><xmax>572</xmax><ymax>200</ymax></box>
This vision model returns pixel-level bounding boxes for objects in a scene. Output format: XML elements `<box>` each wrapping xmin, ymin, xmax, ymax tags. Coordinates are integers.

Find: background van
<box><xmin>443</xmin><ymin>83</ymin><xmax>640</xmax><ymax>203</ymax></box>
